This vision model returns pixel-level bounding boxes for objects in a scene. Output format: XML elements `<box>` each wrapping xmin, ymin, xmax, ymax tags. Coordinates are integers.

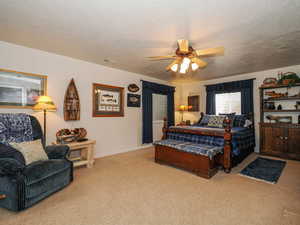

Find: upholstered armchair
<box><xmin>0</xmin><ymin>115</ymin><xmax>73</xmax><ymax>211</ymax></box>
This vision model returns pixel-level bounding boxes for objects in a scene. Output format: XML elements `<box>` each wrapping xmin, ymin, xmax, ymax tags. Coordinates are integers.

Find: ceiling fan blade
<box><xmin>147</xmin><ymin>55</ymin><xmax>176</xmax><ymax>60</ymax></box>
<box><xmin>195</xmin><ymin>46</ymin><xmax>224</xmax><ymax>57</ymax></box>
<box><xmin>191</xmin><ymin>57</ymin><xmax>207</xmax><ymax>68</ymax></box>
<box><xmin>177</xmin><ymin>39</ymin><xmax>189</xmax><ymax>53</ymax></box>
<box><xmin>166</xmin><ymin>58</ymin><xmax>182</xmax><ymax>71</ymax></box>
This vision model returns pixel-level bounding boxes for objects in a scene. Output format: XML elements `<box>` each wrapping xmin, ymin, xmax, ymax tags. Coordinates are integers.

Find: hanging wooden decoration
<box><xmin>64</xmin><ymin>78</ymin><xmax>80</xmax><ymax>121</ymax></box>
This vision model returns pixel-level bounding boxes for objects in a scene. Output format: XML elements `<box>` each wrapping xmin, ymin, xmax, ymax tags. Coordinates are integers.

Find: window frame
<box><xmin>215</xmin><ymin>91</ymin><xmax>242</xmax><ymax>115</ymax></box>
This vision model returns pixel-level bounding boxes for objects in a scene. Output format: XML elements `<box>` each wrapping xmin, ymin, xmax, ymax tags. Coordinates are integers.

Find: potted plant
<box><xmin>278</xmin><ymin>72</ymin><xmax>300</xmax><ymax>85</ymax></box>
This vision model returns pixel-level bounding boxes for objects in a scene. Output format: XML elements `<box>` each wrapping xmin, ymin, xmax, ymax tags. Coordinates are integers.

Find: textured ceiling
<box><xmin>1</xmin><ymin>0</ymin><xmax>300</xmax><ymax>82</ymax></box>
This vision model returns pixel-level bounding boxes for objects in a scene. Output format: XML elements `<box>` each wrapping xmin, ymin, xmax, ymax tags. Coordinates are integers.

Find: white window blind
<box><xmin>152</xmin><ymin>94</ymin><xmax>167</xmax><ymax>121</ymax></box>
<box><xmin>215</xmin><ymin>92</ymin><xmax>241</xmax><ymax>115</ymax></box>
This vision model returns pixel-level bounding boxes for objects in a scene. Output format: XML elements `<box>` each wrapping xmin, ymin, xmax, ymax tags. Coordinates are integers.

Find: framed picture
<box><xmin>127</xmin><ymin>94</ymin><xmax>140</xmax><ymax>107</ymax></box>
<box><xmin>188</xmin><ymin>95</ymin><xmax>199</xmax><ymax>112</ymax></box>
<box><xmin>0</xmin><ymin>68</ymin><xmax>47</xmax><ymax>108</ymax></box>
<box><xmin>92</xmin><ymin>83</ymin><xmax>124</xmax><ymax>117</ymax></box>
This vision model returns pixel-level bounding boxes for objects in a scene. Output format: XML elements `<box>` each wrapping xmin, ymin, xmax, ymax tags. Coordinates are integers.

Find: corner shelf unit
<box><xmin>259</xmin><ymin>83</ymin><xmax>300</xmax><ymax>161</ymax></box>
<box><xmin>263</xmin><ymin>110</ymin><xmax>300</xmax><ymax>113</ymax></box>
<box><xmin>264</xmin><ymin>96</ymin><xmax>300</xmax><ymax>102</ymax></box>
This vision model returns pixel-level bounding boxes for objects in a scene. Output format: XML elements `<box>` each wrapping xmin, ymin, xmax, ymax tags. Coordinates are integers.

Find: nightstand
<box><xmin>52</xmin><ymin>140</ymin><xmax>96</xmax><ymax>168</ymax></box>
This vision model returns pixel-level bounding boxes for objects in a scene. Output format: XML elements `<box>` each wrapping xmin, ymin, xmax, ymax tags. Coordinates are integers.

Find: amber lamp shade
<box><xmin>33</xmin><ymin>96</ymin><xmax>57</xmax><ymax>111</ymax></box>
<box><xmin>178</xmin><ymin>105</ymin><xmax>192</xmax><ymax>123</ymax></box>
<box><xmin>178</xmin><ymin>105</ymin><xmax>192</xmax><ymax>111</ymax></box>
<box><xmin>33</xmin><ymin>96</ymin><xmax>56</xmax><ymax>145</ymax></box>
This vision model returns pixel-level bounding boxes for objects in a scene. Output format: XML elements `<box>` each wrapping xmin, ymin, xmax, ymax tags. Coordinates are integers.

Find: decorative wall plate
<box><xmin>128</xmin><ymin>84</ymin><xmax>140</xmax><ymax>93</ymax></box>
<box><xmin>261</xmin><ymin>77</ymin><xmax>277</xmax><ymax>87</ymax></box>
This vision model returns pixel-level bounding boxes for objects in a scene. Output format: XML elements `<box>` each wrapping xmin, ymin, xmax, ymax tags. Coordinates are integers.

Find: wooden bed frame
<box><xmin>155</xmin><ymin>113</ymin><xmax>253</xmax><ymax>178</ymax></box>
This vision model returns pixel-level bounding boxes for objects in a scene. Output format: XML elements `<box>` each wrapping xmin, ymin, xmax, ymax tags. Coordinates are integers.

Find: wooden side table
<box><xmin>53</xmin><ymin>140</ymin><xmax>96</xmax><ymax>168</ymax></box>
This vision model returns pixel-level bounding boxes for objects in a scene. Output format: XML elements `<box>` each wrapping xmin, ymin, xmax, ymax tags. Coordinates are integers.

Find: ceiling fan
<box><xmin>148</xmin><ymin>39</ymin><xmax>224</xmax><ymax>74</ymax></box>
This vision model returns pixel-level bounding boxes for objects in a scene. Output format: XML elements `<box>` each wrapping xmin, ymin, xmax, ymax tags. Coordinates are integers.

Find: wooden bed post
<box><xmin>162</xmin><ymin>117</ymin><xmax>168</xmax><ymax>140</ymax></box>
<box><xmin>199</xmin><ymin>112</ymin><xmax>204</xmax><ymax>123</ymax></box>
<box><xmin>223</xmin><ymin>118</ymin><xmax>232</xmax><ymax>173</ymax></box>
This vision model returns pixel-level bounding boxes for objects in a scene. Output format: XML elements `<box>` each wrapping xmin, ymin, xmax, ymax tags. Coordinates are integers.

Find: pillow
<box><xmin>9</xmin><ymin>139</ymin><xmax>48</xmax><ymax>165</ymax></box>
<box><xmin>233</xmin><ymin>115</ymin><xmax>247</xmax><ymax>127</ymax></box>
<box><xmin>207</xmin><ymin>115</ymin><xmax>226</xmax><ymax>128</ymax></box>
<box><xmin>198</xmin><ymin>114</ymin><xmax>212</xmax><ymax>125</ymax></box>
<box><xmin>219</xmin><ymin>113</ymin><xmax>236</xmax><ymax>127</ymax></box>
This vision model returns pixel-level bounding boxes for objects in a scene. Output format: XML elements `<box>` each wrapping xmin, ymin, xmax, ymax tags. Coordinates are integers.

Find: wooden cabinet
<box><xmin>287</xmin><ymin>127</ymin><xmax>300</xmax><ymax>156</ymax></box>
<box><xmin>259</xmin><ymin>83</ymin><xmax>300</xmax><ymax>161</ymax></box>
<box><xmin>260</xmin><ymin>123</ymin><xmax>300</xmax><ymax>160</ymax></box>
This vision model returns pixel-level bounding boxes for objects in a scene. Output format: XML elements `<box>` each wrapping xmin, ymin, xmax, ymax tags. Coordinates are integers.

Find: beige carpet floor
<box><xmin>1</xmin><ymin>147</ymin><xmax>300</xmax><ymax>225</ymax></box>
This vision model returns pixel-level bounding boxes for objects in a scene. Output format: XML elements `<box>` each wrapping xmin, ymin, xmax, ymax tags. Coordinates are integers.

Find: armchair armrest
<box><xmin>45</xmin><ymin>145</ymin><xmax>70</xmax><ymax>159</ymax></box>
<box><xmin>0</xmin><ymin>158</ymin><xmax>25</xmax><ymax>176</ymax></box>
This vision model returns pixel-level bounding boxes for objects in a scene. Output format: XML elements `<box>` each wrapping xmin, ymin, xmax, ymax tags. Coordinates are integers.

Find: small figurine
<box><xmin>264</xmin><ymin>102</ymin><xmax>275</xmax><ymax>110</ymax></box>
<box><xmin>277</xmin><ymin>104</ymin><xmax>282</xmax><ymax>110</ymax></box>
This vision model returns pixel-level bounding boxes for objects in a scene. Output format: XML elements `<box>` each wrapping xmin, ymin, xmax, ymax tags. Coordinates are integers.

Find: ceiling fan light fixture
<box><xmin>170</xmin><ymin>63</ymin><xmax>178</xmax><ymax>72</ymax></box>
<box><xmin>179</xmin><ymin>57</ymin><xmax>191</xmax><ymax>73</ymax></box>
<box><xmin>147</xmin><ymin>39</ymin><xmax>224</xmax><ymax>75</ymax></box>
<box><xmin>179</xmin><ymin>66</ymin><xmax>186</xmax><ymax>74</ymax></box>
<box><xmin>191</xmin><ymin>63</ymin><xmax>199</xmax><ymax>71</ymax></box>
<box><xmin>183</xmin><ymin>57</ymin><xmax>190</xmax><ymax>68</ymax></box>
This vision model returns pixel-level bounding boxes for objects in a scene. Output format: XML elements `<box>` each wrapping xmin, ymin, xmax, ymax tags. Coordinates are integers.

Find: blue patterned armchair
<box><xmin>0</xmin><ymin>114</ymin><xmax>73</xmax><ymax>211</ymax></box>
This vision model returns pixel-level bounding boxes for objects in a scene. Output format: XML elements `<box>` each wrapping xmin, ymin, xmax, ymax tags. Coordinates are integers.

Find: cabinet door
<box><xmin>271</xmin><ymin>127</ymin><xmax>286</xmax><ymax>153</ymax></box>
<box><xmin>287</xmin><ymin>128</ymin><xmax>300</xmax><ymax>159</ymax></box>
<box><xmin>261</xmin><ymin>126</ymin><xmax>286</xmax><ymax>154</ymax></box>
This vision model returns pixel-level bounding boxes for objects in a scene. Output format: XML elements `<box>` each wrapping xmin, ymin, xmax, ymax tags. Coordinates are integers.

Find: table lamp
<box><xmin>33</xmin><ymin>95</ymin><xmax>57</xmax><ymax>144</ymax></box>
<box><xmin>178</xmin><ymin>105</ymin><xmax>192</xmax><ymax>123</ymax></box>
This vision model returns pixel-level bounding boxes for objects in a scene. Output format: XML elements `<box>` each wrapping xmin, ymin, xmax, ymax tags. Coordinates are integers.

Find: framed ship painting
<box><xmin>92</xmin><ymin>83</ymin><xmax>124</xmax><ymax>117</ymax></box>
<box><xmin>0</xmin><ymin>68</ymin><xmax>47</xmax><ymax>108</ymax></box>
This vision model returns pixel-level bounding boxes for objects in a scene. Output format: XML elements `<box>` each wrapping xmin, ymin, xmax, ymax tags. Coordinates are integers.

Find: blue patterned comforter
<box><xmin>159</xmin><ymin>126</ymin><xmax>255</xmax><ymax>156</ymax></box>
<box><xmin>154</xmin><ymin>139</ymin><xmax>223</xmax><ymax>159</ymax></box>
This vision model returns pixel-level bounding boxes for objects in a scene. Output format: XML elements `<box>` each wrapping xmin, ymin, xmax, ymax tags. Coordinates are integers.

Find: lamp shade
<box><xmin>178</xmin><ymin>105</ymin><xmax>191</xmax><ymax>111</ymax></box>
<box><xmin>33</xmin><ymin>96</ymin><xmax>57</xmax><ymax>111</ymax></box>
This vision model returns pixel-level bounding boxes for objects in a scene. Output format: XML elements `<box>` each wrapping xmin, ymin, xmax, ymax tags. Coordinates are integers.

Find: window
<box><xmin>215</xmin><ymin>92</ymin><xmax>241</xmax><ymax>115</ymax></box>
<box><xmin>152</xmin><ymin>94</ymin><xmax>167</xmax><ymax>121</ymax></box>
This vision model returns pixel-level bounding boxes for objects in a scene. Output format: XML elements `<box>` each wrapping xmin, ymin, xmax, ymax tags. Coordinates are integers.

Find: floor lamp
<box><xmin>33</xmin><ymin>96</ymin><xmax>57</xmax><ymax>145</ymax></box>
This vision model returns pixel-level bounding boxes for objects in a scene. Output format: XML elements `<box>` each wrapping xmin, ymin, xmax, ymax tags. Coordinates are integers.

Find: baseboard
<box><xmin>95</xmin><ymin>144</ymin><xmax>153</xmax><ymax>158</ymax></box>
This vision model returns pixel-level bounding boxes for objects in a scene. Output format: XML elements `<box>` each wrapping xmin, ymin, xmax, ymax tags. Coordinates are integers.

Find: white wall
<box><xmin>173</xmin><ymin>64</ymin><xmax>300</xmax><ymax>152</ymax></box>
<box><xmin>0</xmin><ymin>41</ymin><xmax>167</xmax><ymax>158</ymax></box>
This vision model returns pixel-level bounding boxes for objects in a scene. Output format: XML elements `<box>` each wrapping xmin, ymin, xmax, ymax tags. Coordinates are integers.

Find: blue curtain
<box><xmin>206</xmin><ymin>91</ymin><xmax>216</xmax><ymax>115</ymax></box>
<box><xmin>142</xmin><ymin>81</ymin><xmax>175</xmax><ymax>143</ymax></box>
<box><xmin>240</xmin><ymin>80</ymin><xmax>253</xmax><ymax>114</ymax></box>
<box><xmin>206</xmin><ymin>79</ymin><xmax>254</xmax><ymax>115</ymax></box>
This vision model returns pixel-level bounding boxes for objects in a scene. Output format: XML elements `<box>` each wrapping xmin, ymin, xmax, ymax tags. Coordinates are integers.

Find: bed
<box><xmin>153</xmin><ymin>113</ymin><xmax>255</xmax><ymax>178</ymax></box>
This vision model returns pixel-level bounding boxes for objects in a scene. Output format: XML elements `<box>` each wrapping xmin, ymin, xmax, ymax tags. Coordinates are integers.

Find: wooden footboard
<box><xmin>155</xmin><ymin>145</ymin><xmax>219</xmax><ymax>178</ymax></box>
<box><xmin>161</xmin><ymin>116</ymin><xmax>233</xmax><ymax>172</ymax></box>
